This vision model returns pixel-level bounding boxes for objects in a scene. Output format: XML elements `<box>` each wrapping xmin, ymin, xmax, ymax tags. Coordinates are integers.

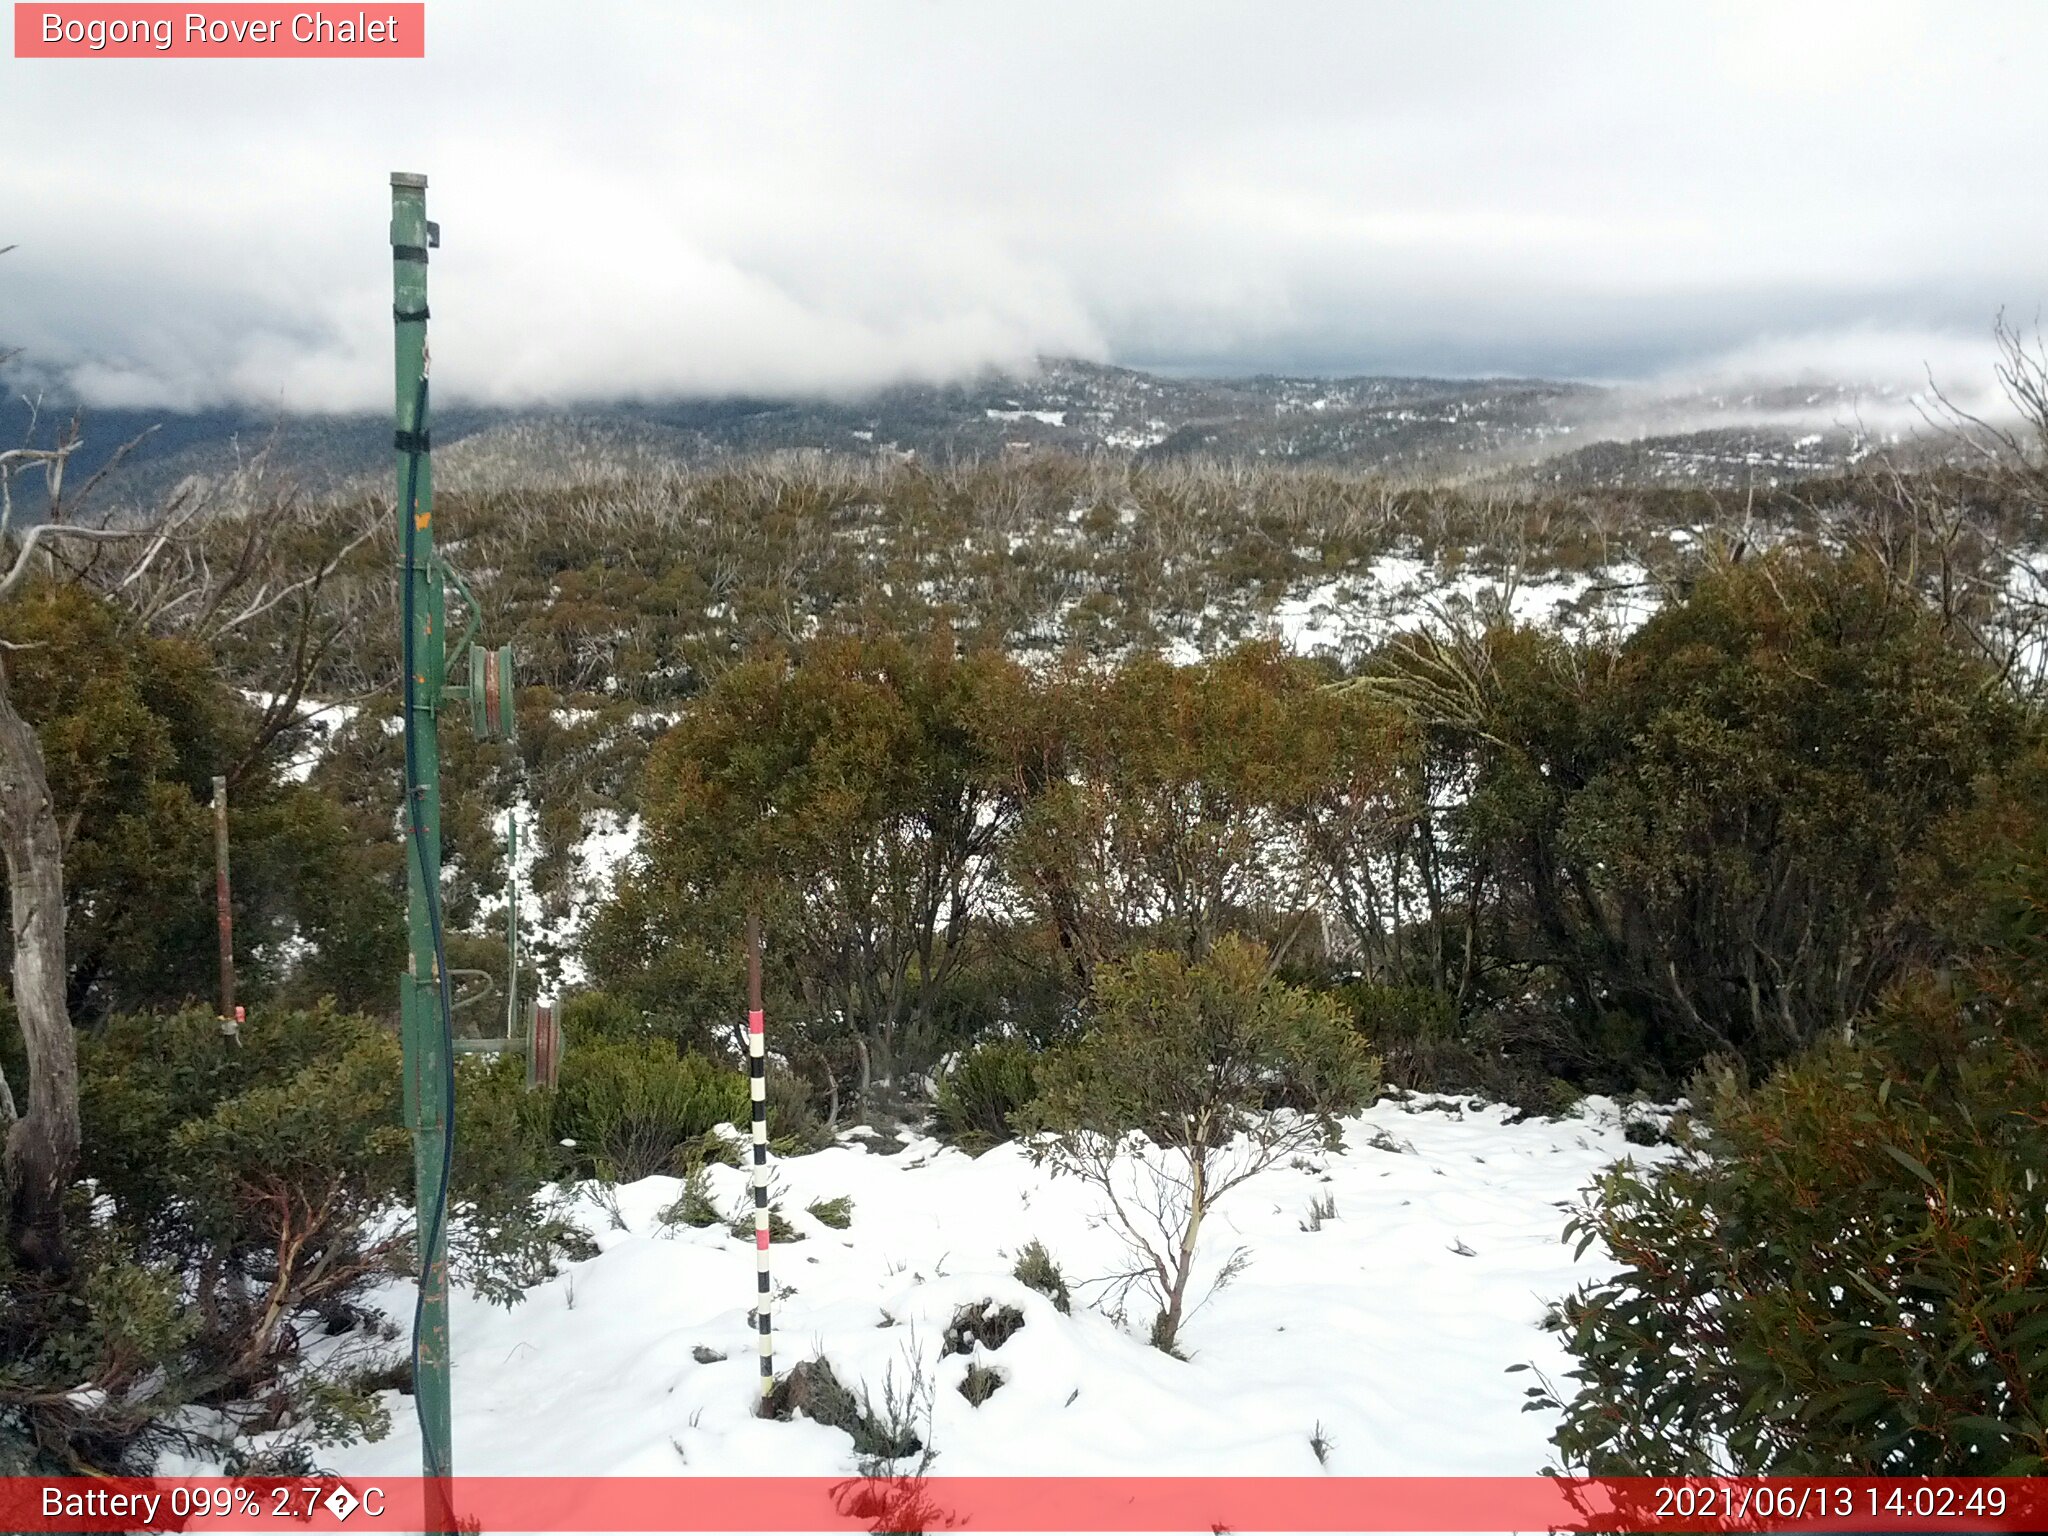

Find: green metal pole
<box><xmin>390</xmin><ymin>170</ymin><xmax>454</xmax><ymax>1498</ymax></box>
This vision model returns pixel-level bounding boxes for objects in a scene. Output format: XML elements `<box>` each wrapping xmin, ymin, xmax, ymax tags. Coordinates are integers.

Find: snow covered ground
<box><xmin>1263</xmin><ymin>554</ymin><xmax>1660</xmax><ymax>663</ymax></box>
<box><xmin>329</xmin><ymin>1096</ymin><xmax>1665</xmax><ymax>1484</ymax></box>
<box><xmin>485</xmin><ymin>798</ymin><xmax>642</xmax><ymax>990</ymax></box>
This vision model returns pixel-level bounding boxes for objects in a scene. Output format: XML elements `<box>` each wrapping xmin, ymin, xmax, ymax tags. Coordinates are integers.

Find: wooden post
<box><xmin>525</xmin><ymin>1000</ymin><xmax>560</xmax><ymax>1091</ymax></box>
<box><xmin>211</xmin><ymin>774</ymin><xmax>235</xmax><ymax>1023</ymax></box>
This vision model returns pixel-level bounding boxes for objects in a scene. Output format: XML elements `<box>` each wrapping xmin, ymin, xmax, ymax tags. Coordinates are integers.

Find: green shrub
<box><xmin>729</xmin><ymin>1204</ymin><xmax>803</xmax><ymax>1244</ymax></box>
<box><xmin>660</xmin><ymin>1166</ymin><xmax>724</xmax><ymax>1229</ymax></box>
<box><xmin>959</xmin><ymin>1361</ymin><xmax>1005</xmax><ymax>1405</ymax></box>
<box><xmin>933</xmin><ymin>1038</ymin><xmax>1040</xmax><ymax>1150</ymax></box>
<box><xmin>559</xmin><ymin>988</ymin><xmax>647</xmax><ymax>1041</ymax></box>
<box><xmin>1011</xmin><ymin>1239</ymin><xmax>1071</xmax><ymax>1314</ymax></box>
<box><xmin>80</xmin><ymin>1004</ymin><xmax>376</xmax><ymax>1227</ymax></box>
<box><xmin>1025</xmin><ymin>937</ymin><xmax>1378</xmax><ymax>1351</ymax></box>
<box><xmin>1540</xmin><ymin>998</ymin><xmax>2047</xmax><ymax>1472</ymax></box>
<box><xmin>807</xmin><ymin>1196</ymin><xmax>854</xmax><ymax>1229</ymax></box>
<box><xmin>1433</xmin><ymin>554</ymin><xmax>2022</xmax><ymax>1082</ymax></box>
<box><xmin>450</xmin><ymin>1052</ymin><xmax>590</xmax><ymax>1300</ymax></box>
<box><xmin>1341</xmin><ymin>981</ymin><xmax>1464</xmax><ymax>1090</ymax></box>
<box><xmin>12</xmin><ymin>1004</ymin><xmax>572</xmax><ymax>1472</ymax></box>
<box><xmin>551</xmin><ymin>1038</ymin><xmax>749</xmax><ymax>1183</ymax></box>
<box><xmin>765</xmin><ymin>1067</ymin><xmax>833</xmax><ymax>1155</ymax></box>
<box><xmin>1539</xmin><ymin>756</ymin><xmax>2048</xmax><ymax>1474</ymax></box>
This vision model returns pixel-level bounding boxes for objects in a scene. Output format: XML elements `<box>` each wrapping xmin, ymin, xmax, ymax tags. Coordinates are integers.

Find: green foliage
<box><xmin>167</xmin><ymin>1031</ymin><xmax>413</xmax><ymax>1247</ymax></box>
<box><xmin>1026</xmin><ymin>937</ymin><xmax>1378</xmax><ymax>1351</ymax></box>
<box><xmin>254</xmin><ymin>786</ymin><xmax>405</xmax><ymax>1015</ymax></box>
<box><xmin>959</xmin><ymin>1361</ymin><xmax>1005</xmax><ymax>1405</ymax></box>
<box><xmin>560</xmin><ymin>989</ymin><xmax>649</xmax><ymax>1042</ymax></box>
<box><xmin>1341</xmin><ymin>981</ymin><xmax>1468</xmax><ymax>1088</ymax></box>
<box><xmin>590</xmin><ymin>633</ymin><xmax>1027</xmax><ymax>1101</ymax></box>
<box><xmin>995</xmin><ymin>644</ymin><xmax>1360</xmax><ymax>976</ymax></box>
<box><xmin>1566</xmin><ymin>554</ymin><xmax>2017</xmax><ymax>1072</ymax></box>
<box><xmin>1011</xmin><ymin>1239</ymin><xmax>1072</xmax><ymax>1314</ymax></box>
<box><xmin>551</xmin><ymin>1038</ymin><xmax>749</xmax><ymax>1182</ymax></box>
<box><xmin>660</xmin><ymin>1166</ymin><xmax>724</xmax><ymax>1229</ymax></box>
<box><xmin>764</xmin><ymin>1068</ymin><xmax>834</xmax><ymax>1155</ymax></box>
<box><xmin>806</xmin><ymin>1195</ymin><xmax>854</xmax><ymax>1229</ymax></box>
<box><xmin>0</xmin><ymin>584</ymin><xmax>230</xmax><ymax>1015</ymax></box>
<box><xmin>586</xmin><ymin>545</ymin><xmax>2030</xmax><ymax>1121</ymax></box>
<box><xmin>933</xmin><ymin>1039</ymin><xmax>1040</xmax><ymax>1150</ymax></box>
<box><xmin>1540</xmin><ymin>795</ymin><xmax>2048</xmax><ymax>1473</ymax></box>
<box><xmin>729</xmin><ymin>1204</ymin><xmax>803</xmax><ymax>1244</ymax></box>
<box><xmin>9</xmin><ymin>1004</ymin><xmax>573</xmax><ymax>1471</ymax></box>
<box><xmin>1372</xmin><ymin>552</ymin><xmax>2026</xmax><ymax>1084</ymax></box>
<box><xmin>80</xmin><ymin>1003</ymin><xmax>400</xmax><ymax>1235</ymax></box>
<box><xmin>449</xmin><ymin>1053</ymin><xmax>588</xmax><ymax>1300</ymax></box>
<box><xmin>0</xmin><ymin>583</ymin><xmax>400</xmax><ymax>1018</ymax></box>
<box><xmin>0</xmin><ymin>1231</ymin><xmax>197</xmax><ymax>1472</ymax></box>
<box><xmin>1031</xmin><ymin>937</ymin><xmax>1378</xmax><ymax>1153</ymax></box>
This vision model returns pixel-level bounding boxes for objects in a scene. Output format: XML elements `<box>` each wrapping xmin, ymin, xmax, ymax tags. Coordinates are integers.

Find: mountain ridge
<box><xmin>0</xmin><ymin>356</ymin><xmax>1925</xmax><ymax>514</ymax></box>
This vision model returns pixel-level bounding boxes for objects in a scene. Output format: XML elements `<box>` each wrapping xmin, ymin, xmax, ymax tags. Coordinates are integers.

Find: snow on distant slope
<box><xmin>319</xmin><ymin>1096</ymin><xmax>1665</xmax><ymax>1482</ymax></box>
<box><xmin>1265</xmin><ymin>553</ymin><xmax>1659</xmax><ymax>662</ymax></box>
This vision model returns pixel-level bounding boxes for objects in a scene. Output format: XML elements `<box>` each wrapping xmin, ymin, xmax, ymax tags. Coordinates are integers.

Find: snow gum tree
<box><xmin>0</xmin><ymin>294</ymin><xmax>379</xmax><ymax>1272</ymax></box>
<box><xmin>1023</xmin><ymin>935</ymin><xmax>1377</xmax><ymax>1353</ymax></box>
<box><xmin>593</xmin><ymin>631</ymin><xmax>1028</xmax><ymax>1113</ymax></box>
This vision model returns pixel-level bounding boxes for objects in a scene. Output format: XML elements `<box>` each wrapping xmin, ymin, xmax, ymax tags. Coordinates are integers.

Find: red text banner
<box><xmin>14</xmin><ymin>5</ymin><xmax>424</xmax><ymax>58</ymax></box>
<box><xmin>3</xmin><ymin>1476</ymin><xmax>2046</xmax><ymax>1533</ymax></box>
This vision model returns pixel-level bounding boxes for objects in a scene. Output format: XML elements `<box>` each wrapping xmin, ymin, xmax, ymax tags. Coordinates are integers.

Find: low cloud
<box><xmin>4</xmin><ymin>2</ymin><xmax>2045</xmax><ymax>410</ymax></box>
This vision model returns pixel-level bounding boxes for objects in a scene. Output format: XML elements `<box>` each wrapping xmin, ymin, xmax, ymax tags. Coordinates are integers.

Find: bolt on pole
<box><xmin>390</xmin><ymin>169</ymin><xmax>455</xmax><ymax>1502</ymax></box>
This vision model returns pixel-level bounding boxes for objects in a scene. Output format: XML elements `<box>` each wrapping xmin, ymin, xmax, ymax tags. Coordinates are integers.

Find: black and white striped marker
<box><xmin>746</xmin><ymin>913</ymin><xmax>772</xmax><ymax>1399</ymax></box>
<box><xmin>749</xmin><ymin>1003</ymin><xmax>771</xmax><ymax>1394</ymax></box>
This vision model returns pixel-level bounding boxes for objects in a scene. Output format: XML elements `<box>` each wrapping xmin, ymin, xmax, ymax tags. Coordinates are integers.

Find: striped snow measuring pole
<box><xmin>746</xmin><ymin>911</ymin><xmax>774</xmax><ymax>1401</ymax></box>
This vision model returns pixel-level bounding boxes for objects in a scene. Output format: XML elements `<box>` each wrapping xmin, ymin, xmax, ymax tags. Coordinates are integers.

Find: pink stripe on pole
<box><xmin>755</xmin><ymin>1229</ymin><xmax>771</xmax><ymax>1250</ymax></box>
<box><xmin>748</xmin><ymin>1009</ymin><xmax>765</xmax><ymax>1034</ymax></box>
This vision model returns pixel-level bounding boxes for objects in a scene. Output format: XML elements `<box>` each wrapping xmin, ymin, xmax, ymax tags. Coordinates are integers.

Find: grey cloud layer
<box><xmin>2</xmin><ymin>0</ymin><xmax>2043</xmax><ymax>409</ymax></box>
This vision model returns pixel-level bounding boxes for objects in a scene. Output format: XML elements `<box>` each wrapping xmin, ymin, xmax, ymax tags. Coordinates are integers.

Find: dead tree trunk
<box><xmin>0</xmin><ymin>660</ymin><xmax>78</xmax><ymax>1272</ymax></box>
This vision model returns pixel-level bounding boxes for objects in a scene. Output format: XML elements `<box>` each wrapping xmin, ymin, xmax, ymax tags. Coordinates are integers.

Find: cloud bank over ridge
<box><xmin>3</xmin><ymin>1</ymin><xmax>2043</xmax><ymax>411</ymax></box>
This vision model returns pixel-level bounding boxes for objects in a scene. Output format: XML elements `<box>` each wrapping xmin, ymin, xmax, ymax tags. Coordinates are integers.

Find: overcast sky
<box><xmin>3</xmin><ymin>1</ymin><xmax>2044</xmax><ymax>411</ymax></box>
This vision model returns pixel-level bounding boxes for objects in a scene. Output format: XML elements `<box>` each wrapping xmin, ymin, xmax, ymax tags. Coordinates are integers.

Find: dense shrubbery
<box><xmin>0</xmin><ymin>584</ymin><xmax>405</xmax><ymax>1020</ymax></box>
<box><xmin>3</xmin><ymin>1006</ymin><xmax>576</xmax><ymax>1473</ymax></box>
<box><xmin>550</xmin><ymin>1037</ymin><xmax>749</xmax><ymax>1182</ymax></box>
<box><xmin>932</xmin><ymin>1039</ymin><xmax>1040</xmax><ymax>1151</ymax></box>
<box><xmin>587</xmin><ymin>633</ymin><xmax>1028</xmax><ymax>1111</ymax></box>
<box><xmin>1490</xmin><ymin>552</ymin><xmax>2014</xmax><ymax>1079</ymax></box>
<box><xmin>595</xmin><ymin>546</ymin><xmax>2031</xmax><ymax>1127</ymax></box>
<box><xmin>1543</xmin><ymin>1019</ymin><xmax>2046</xmax><ymax>1472</ymax></box>
<box><xmin>558</xmin><ymin>988</ymin><xmax>652</xmax><ymax>1043</ymax></box>
<box><xmin>1012</xmin><ymin>1239</ymin><xmax>1072</xmax><ymax>1314</ymax></box>
<box><xmin>1539</xmin><ymin>747</ymin><xmax>2048</xmax><ymax>1473</ymax></box>
<box><xmin>1348</xmin><ymin>549</ymin><xmax>2028</xmax><ymax>1089</ymax></box>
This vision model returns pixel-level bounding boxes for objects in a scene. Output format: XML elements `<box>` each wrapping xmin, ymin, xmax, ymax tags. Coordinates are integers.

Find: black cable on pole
<box><xmin>399</xmin><ymin>372</ymin><xmax>457</xmax><ymax>1478</ymax></box>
